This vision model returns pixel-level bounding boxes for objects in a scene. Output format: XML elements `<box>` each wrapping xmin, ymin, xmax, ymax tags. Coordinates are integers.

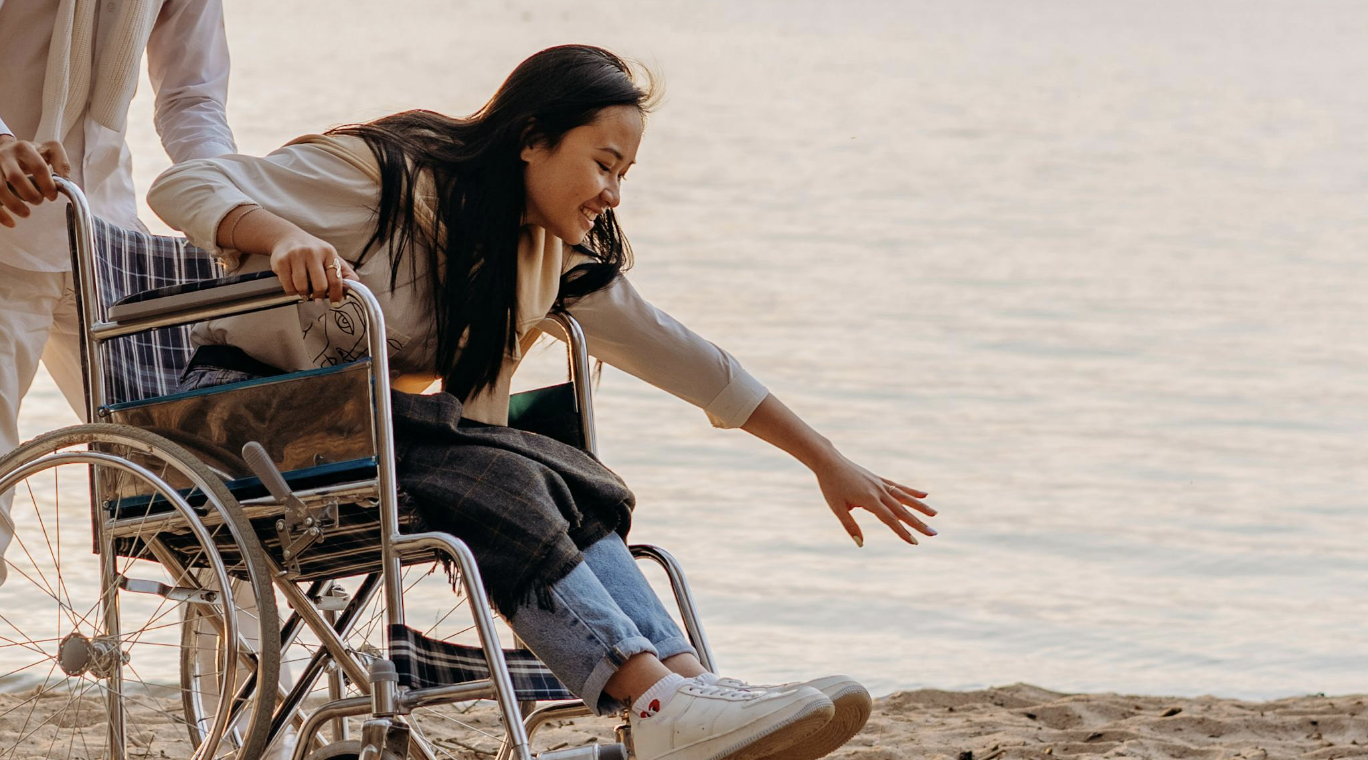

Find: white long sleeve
<box><xmin>563</xmin><ymin>276</ymin><xmax>769</xmax><ymax>429</ymax></box>
<box><xmin>149</xmin><ymin>137</ymin><xmax>767</xmax><ymax>428</ymax></box>
<box><xmin>148</xmin><ymin>140</ymin><xmax>380</xmax><ymax>265</ymax></box>
<box><xmin>146</xmin><ymin>0</ymin><xmax>236</xmax><ymax>162</ymax></box>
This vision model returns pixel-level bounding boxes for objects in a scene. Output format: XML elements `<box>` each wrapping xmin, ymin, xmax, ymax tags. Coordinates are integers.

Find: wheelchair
<box><xmin>0</xmin><ymin>179</ymin><xmax>717</xmax><ymax>760</ymax></box>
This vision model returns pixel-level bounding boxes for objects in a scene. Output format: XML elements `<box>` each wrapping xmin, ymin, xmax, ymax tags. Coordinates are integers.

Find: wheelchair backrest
<box><xmin>90</xmin><ymin>217</ymin><xmax>222</xmax><ymax>404</ymax></box>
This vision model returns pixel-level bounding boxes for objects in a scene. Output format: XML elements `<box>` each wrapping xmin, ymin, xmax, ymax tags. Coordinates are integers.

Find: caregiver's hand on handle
<box><xmin>740</xmin><ymin>393</ymin><xmax>937</xmax><ymax>547</ymax></box>
<box><xmin>216</xmin><ymin>202</ymin><xmax>358</xmax><ymax>306</ymax></box>
<box><xmin>0</xmin><ymin>134</ymin><xmax>71</xmax><ymax>228</ymax></box>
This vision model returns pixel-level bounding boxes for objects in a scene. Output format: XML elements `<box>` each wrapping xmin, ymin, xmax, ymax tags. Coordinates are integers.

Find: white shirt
<box><xmin>148</xmin><ymin>136</ymin><xmax>769</xmax><ymax>429</ymax></box>
<box><xmin>0</xmin><ymin>0</ymin><xmax>235</xmax><ymax>271</ymax></box>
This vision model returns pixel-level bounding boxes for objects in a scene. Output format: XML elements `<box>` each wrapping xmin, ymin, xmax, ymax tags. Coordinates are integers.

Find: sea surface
<box><xmin>11</xmin><ymin>0</ymin><xmax>1367</xmax><ymax>700</ymax></box>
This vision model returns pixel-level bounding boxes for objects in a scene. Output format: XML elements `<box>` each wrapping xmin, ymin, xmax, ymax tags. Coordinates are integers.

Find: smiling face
<box><xmin>520</xmin><ymin>105</ymin><xmax>643</xmax><ymax>245</ymax></box>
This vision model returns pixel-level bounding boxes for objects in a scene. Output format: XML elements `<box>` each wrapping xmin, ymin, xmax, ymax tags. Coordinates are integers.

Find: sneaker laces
<box><xmin>683</xmin><ymin>681</ymin><xmax>761</xmax><ymax>700</ymax></box>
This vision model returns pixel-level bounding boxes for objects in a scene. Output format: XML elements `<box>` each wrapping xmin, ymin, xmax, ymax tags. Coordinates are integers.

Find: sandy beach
<box><xmin>3</xmin><ymin>683</ymin><xmax>1364</xmax><ymax>759</ymax></box>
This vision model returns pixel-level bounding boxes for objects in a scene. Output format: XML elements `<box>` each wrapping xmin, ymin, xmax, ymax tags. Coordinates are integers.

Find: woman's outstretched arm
<box><xmin>740</xmin><ymin>393</ymin><xmax>936</xmax><ymax>547</ymax></box>
<box><xmin>561</xmin><ymin>271</ymin><xmax>936</xmax><ymax>546</ymax></box>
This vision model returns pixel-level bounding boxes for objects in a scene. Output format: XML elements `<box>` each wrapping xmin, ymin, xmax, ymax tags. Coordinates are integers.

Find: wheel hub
<box><xmin>58</xmin><ymin>632</ymin><xmax>127</xmax><ymax>678</ymax></box>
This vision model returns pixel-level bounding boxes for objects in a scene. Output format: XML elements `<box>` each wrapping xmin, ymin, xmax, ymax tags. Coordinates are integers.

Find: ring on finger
<box><xmin>329</xmin><ymin>258</ymin><xmax>342</xmax><ymax>274</ymax></box>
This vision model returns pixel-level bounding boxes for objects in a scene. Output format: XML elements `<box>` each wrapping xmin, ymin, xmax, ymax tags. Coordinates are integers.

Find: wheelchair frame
<box><xmin>9</xmin><ymin>179</ymin><xmax>718</xmax><ymax>760</ymax></box>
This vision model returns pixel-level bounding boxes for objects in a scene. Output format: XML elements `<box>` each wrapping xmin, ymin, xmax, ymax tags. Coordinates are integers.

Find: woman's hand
<box><xmin>739</xmin><ymin>393</ymin><xmax>939</xmax><ymax>548</ymax></box>
<box><xmin>214</xmin><ymin>204</ymin><xmax>358</xmax><ymax>305</ymax></box>
<box><xmin>268</xmin><ymin>231</ymin><xmax>357</xmax><ymax>306</ymax></box>
<box><xmin>813</xmin><ymin>452</ymin><xmax>936</xmax><ymax>547</ymax></box>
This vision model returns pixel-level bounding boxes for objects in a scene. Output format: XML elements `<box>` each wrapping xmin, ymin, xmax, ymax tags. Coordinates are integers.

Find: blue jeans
<box><xmin>508</xmin><ymin>536</ymin><xmax>697</xmax><ymax>715</ymax></box>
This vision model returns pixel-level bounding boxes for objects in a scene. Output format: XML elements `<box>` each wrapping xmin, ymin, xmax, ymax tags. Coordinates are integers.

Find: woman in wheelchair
<box><xmin>147</xmin><ymin>44</ymin><xmax>937</xmax><ymax>760</ymax></box>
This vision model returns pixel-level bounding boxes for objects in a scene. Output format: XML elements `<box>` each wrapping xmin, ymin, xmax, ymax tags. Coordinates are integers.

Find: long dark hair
<box><xmin>330</xmin><ymin>45</ymin><xmax>657</xmax><ymax>400</ymax></box>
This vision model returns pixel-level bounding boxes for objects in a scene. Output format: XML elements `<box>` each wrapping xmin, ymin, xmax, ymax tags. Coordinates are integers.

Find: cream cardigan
<box><xmin>147</xmin><ymin>135</ymin><xmax>767</xmax><ymax>428</ymax></box>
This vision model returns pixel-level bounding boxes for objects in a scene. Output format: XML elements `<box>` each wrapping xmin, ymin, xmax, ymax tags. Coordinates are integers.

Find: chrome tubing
<box><xmin>630</xmin><ymin>544</ymin><xmax>716</xmax><ymax>673</ymax></box>
<box><xmin>391</xmin><ymin>532</ymin><xmax>534</xmax><ymax>760</ymax></box>
<box><xmin>518</xmin><ymin>702</ymin><xmax>594</xmax><ymax>754</ymax></box>
<box><xmin>543</xmin><ymin>312</ymin><xmax>598</xmax><ymax>456</ymax></box>
<box><xmin>53</xmin><ymin>178</ymin><xmax>106</xmax><ymax>421</ymax></box>
<box><xmin>267</xmin><ymin>573</ymin><xmax>380</xmax><ymax>748</ymax></box>
<box><xmin>275</xmin><ymin>569</ymin><xmax>373</xmax><ymax>690</ymax></box>
<box><xmin>101</xmin><ymin>496</ymin><xmax>125</xmax><ymax>760</ymax></box>
<box><xmin>289</xmin><ymin>696</ymin><xmax>372</xmax><ymax>760</ymax></box>
<box><xmin>400</xmin><ymin>679</ymin><xmax>497</xmax><ymax>710</ymax></box>
<box><xmin>339</xmin><ymin>281</ymin><xmax>404</xmax><ymax>640</ymax></box>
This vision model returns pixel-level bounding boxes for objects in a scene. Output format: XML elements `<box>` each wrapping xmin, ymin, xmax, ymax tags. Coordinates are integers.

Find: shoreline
<box><xmin>2</xmin><ymin>683</ymin><xmax>1364</xmax><ymax>759</ymax></box>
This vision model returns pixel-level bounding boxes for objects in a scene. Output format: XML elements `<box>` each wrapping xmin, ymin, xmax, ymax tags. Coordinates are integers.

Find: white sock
<box><xmin>632</xmin><ymin>673</ymin><xmax>687</xmax><ymax>719</ymax></box>
<box><xmin>693</xmin><ymin>672</ymin><xmax>720</xmax><ymax>685</ymax></box>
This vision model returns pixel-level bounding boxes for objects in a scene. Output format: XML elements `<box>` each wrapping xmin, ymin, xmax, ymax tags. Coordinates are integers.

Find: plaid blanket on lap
<box><xmin>392</xmin><ymin>391</ymin><xmax>635</xmax><ymax>617</ymax></box>
<box><xmin>90</xmin><ymin>217</ymin><xmax>221</xmax><ymax>405</ymax></box>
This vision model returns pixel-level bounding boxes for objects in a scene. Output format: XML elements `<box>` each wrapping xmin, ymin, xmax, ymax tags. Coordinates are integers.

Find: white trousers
<box><xmin>0</xmin><ymin>261</ymin><xmax>88</xmax><ymax>585</ymax></box>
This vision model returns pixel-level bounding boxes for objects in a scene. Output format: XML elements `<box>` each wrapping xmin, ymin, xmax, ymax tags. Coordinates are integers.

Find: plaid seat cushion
<box><xmin>91</xmin><ymin>217</ymin><xmax>221</xmax><ymax>404</ymax></box>
<box><xmin>389</xmin><ymin>624</ymin><xmax>575</xmax><ymax>701</ymax></box>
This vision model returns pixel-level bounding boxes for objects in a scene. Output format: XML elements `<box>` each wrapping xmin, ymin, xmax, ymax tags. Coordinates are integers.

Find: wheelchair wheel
<box><xmin>183</xmin><ymin>564</ymin><xmax>533</xmax><ymax>759</ymax></box>
<box><xmin>0</xmin><ymin>423</ymin><xmax>280</xmax><ymax>760</ymax></box>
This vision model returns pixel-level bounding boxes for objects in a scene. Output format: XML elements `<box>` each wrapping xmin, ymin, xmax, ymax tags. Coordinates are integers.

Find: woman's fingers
<box><xmin>271</xmin><ymin>242</ymin><xmax>341</xmax><ymax>300</ymax></box>
<box><xmin>888</xmin><ymin>485</ymin><xmax>937</xmax><ymax>517</ymax></box>
<box><xmin>874</xmin><ymin>494</ymin><xmax>918</xmax><ymax>545</ymax></box>
<box><xmin>882</xmin><ymin>477</ymin><xmax>928</xmax><ymax>501</ymax></box>
<box><xmin>304</xmin><ymin>256</ymin><xmax>330</xmax><ymax>301</ymax></box>
<box><xmin>883</xmin><ymin>492</ymin><xmax>937</xmax><ymax>537</ymax></box>
<box><xmin>828</xmin><ymin>499</ymin><xmax>865</xmax><ymax>548</ymax></box>
<box><xmin>883</xmin><ymin>477</ymin><xmax>935</xmax><ymax>516</ymax></box>
<box><xmin>0</xmin><ymin>206</ymin><xmax>14</xmax><ymax>228</ymax></box>
<box><xmin>325</xmin><ymin>259</ymin><xmax>345</xmax><ymax>305</ymax></box>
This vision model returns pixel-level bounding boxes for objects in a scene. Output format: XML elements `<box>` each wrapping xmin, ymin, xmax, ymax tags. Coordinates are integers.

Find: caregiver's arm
<box><xmin>563</xmin><ymin>271</ymin><xmax>936</xmax><ymax>546</ymax></box>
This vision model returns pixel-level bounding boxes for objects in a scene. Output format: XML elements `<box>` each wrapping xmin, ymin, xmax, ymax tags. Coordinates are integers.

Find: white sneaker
<box><xmin>713</xmin><ymin>675</ymin><xmax>872</xmax><ymax>760</ymax></box>
<box><xmin>629</xmin><ymin>680</ymin><xmax>834</xmax><ymax>760</ymax></box>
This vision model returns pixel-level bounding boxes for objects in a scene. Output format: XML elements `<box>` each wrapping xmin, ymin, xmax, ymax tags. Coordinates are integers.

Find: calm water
<box><xmin>13</xmin><ymin>0</ymin><xmax>1368</xmax><ymax>700</ymax></box>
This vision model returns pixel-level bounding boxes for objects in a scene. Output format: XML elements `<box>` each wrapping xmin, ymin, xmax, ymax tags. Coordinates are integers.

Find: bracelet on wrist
<box><xmin>226</xmin><ymin>204</ymin><xmax>262</xmax><ymax>250</ymax></box>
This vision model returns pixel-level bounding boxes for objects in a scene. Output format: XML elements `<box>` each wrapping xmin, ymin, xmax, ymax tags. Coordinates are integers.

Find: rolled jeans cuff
<box><xmin>583</xmin><ymin>635</ymin><xmax>658</xmax><ymax>715</ymax></box>
<box><xmin>653</xmin><ymin>636</ymin><xmax>697</xmax><ymax>664</ymax></box>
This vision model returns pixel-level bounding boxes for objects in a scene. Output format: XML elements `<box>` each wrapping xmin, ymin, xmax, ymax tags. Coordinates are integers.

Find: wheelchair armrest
<box><xmin>107</xmin><ymin>270</ymin><xmax>285</xmax><ymax>322</ymax></box>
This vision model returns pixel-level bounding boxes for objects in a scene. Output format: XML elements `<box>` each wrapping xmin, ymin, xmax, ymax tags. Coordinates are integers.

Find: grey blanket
<box><xmin>392</xmin><ymin>391</ymin><xmax>635</xmax><ymax>615</ymax></box>
<box><xmin>182</xmin><ymin>359</ymin><xmax>634</xmax><ymax>616</ymax></box>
